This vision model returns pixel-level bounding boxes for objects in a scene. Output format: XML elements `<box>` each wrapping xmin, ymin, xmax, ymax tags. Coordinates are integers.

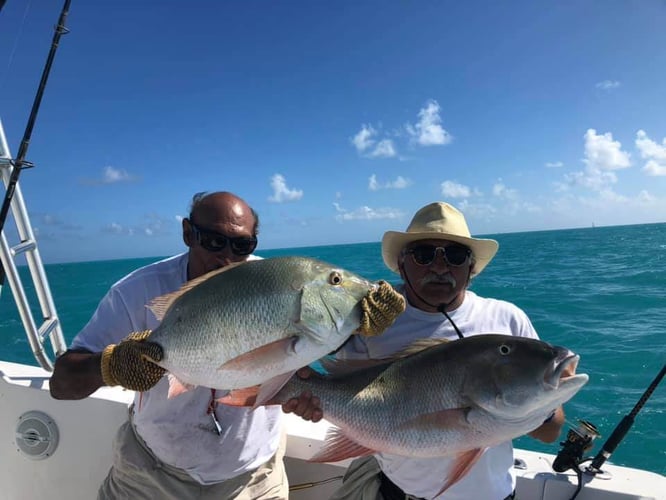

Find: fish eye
<box><xmin>329</xmin><ymin>271</ymin><xmax>343</xmax><ymax>285</ymax></box>
<box><xmin>499</xmin><ymin>344</ymin><xmax>511</xmax><ymax>355</ymax></box>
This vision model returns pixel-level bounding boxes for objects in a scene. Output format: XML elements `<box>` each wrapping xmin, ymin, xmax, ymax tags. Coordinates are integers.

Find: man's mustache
<box><xmin>419</xmin><ymin>273</ymin><xmax>457</xmax><ymax>288</ymax></box>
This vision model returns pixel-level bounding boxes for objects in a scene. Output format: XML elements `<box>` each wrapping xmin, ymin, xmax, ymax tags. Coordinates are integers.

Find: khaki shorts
<box><xmin>98</xmin><ymin>420</ymin><xmax>288</xmax><ymax>500</ymax></box>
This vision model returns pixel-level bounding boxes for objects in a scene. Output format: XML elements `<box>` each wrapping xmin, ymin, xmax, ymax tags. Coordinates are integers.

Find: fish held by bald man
<box><xmin>144</xmin><ymin>256</ymin><xmax>405</xmax><ymax>401</ymax></box>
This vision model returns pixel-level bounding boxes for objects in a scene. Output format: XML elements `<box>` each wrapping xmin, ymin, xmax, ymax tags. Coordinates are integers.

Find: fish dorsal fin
<box><xmin>317</xmin><ymin>356</ymin><xmax>393</xmax><ymax>378</ymax></box>
<box><xmin>390</xmin><ymin>338</ymin><xmax>450</xmax><ymax>360</ymax></box>
<box><xmin>147</xmin><ymin>262</ymin><xmax>246</xmax><ymax>321</ymax></box>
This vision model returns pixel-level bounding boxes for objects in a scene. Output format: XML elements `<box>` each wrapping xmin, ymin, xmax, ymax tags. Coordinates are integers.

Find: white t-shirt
<box><xmin>338</xmin><ymin>287</ymin><xmax>540</xmax><ymax>500</ymax></box>
<box><xmin>70</xmin><ymin>253</ymin><xmax>283</xmax><ymax>484</ymax></box>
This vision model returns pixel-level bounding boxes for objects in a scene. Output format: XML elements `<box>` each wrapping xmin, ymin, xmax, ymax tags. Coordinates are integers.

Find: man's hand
<box><xmin>100</xmin><ymin>330</ymin><xmax>166</xmax><ymax>391</ymax></box>
<box><xmin>281</xmin><ymin>367</ymin><xmax>323</xmax><ymax>422</ymax></box>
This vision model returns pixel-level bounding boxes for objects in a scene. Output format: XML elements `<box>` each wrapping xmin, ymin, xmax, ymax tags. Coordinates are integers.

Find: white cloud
<box><xmin>268</xmin><ymin>174</ymin><xmax>303</xmax><ymax>203</ymax></box>
<box><xmin>492</xmin><ymin>181</ymin><xmax>518</xmax><ymax>200</ymax></box>
<box><xmin>103</xmin><ymin>222</ymin><xmax>128</xmax><ymax>235</ymax></box>
<box><xmin>333</xmin><ymin>203</ymin><xmax>403</xmax><ymax>221</ymax></box>
<box><xmin>440</xmin><ymin>180</ymin><xmax>471</xmax><ymax>198</ymax></box>
<box><xmin>595</xmin><ymin>80</ymin><xmax>621</xmax><ymax>91</ymax></box>
<box><xmin>562</xmin><ymin>129</ymin><xmax>631</xmax><ymax>192</ymax></box>
<box><xmin>81</xmin><ymin>166</ymin><xmax>136</xmax><ymax>185</ymax></box>
<box><xmin>406</xmin><ymin>100</ymin><xmax>452</xmax><ymax>146</ymax></box>
<box><xmin>545</xmin><ymin>161</ymin><xmax>564</xmax><ymax>168</ymax></box>
<box><xmin>369</xmin><ymin>174</ymin><xmax>411</xmax><ymax>191</ymax></box>
<box><xmin>635</xmin><ymin>130</ymin><xmax>666</xmax><ymax>176</ymax></box>
<box><xmin>351</xmin><ymin>124</ymin><xmax>376</xmax><ymax>153</ymax></box>
<box><xmin>368</xmin><ymin>139</ymin><xmax>397</xmax><ymax>158</ymax></box>
<box><xmin>102</xmin><ymin>166</ymin><xmax>133</xmax><ymax>184</ymax></box>
<box><xmin>637</xmin><ymin>190</ymin><xmax>654</xmax><ymax>203</ymax></box>
<box><xmin>583</xmin><ymin>129</ymin><xmax>631</xmax><ymax>171</ymax></box>
<box><xmin>351</xmin><ymin>125</ymin><xmax>397</xmax><ymax>158</ymax></box>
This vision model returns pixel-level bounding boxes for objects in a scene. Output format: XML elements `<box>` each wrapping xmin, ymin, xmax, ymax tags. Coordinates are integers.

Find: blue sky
<box><xmin>1</xmin><ymin>1</ymin><xmax>665</xmax><ymax>264</ymax></box>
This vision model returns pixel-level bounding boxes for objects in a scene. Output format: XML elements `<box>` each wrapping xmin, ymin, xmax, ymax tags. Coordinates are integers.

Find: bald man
<box><xmin>51</xmin><ymin>191</ymin><xmax>288</xmax><ymax>500</ymax></box>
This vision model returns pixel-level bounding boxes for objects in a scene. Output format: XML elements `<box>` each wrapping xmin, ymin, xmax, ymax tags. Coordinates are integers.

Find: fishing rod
<box><xmin>552</xmin><ymin>363</ymin><xmax>665</xmax><ymax>500</ymax></box>
<box><xmin>586</xmin><ymin>363</ymin><xmax>665</xmax><ymax>474</ymax></box>
<box><xmin>0</xmin><ymin>0</ymin><xmax>72</xmax><ymax>285</ymax></box>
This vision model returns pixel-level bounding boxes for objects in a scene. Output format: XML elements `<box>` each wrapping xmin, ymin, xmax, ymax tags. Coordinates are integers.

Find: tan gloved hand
<box><xmin>100</xmin><ymin>330</ymin><xmax>166</xmax><ymax>391</ymax></box>
<box><xmin>358</xmin><ymin>280</ymin><xmax>405</xmax><ymax>336</ymax></box>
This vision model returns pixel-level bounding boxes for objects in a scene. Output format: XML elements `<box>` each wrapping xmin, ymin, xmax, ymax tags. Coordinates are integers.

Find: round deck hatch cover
<box><xmin>15</xmin><ymin>410</ymin><xmax>59</xmax><ymax>460</ymax></box>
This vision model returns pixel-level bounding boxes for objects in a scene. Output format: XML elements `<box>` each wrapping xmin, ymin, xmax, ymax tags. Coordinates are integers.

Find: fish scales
<box><xmin>147</xmin><ymin>256</ymin><xmax>385</xmax><ymax>392</ymax></box>
<box><xmin>273</xmin><ymin>334</ymin><xmax>589</xmax><ymax>458</ymax></box>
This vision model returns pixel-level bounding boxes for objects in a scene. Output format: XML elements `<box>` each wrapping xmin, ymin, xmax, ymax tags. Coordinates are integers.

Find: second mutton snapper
<box><xmin>144</xmin><ymin>256</ymin><xmax>404</xmax><ymax>400</ymax></box>
<box><xmin>222</xmin><ymin>334</ymin><xmax>588</xmax><ymax>494</ymax></box>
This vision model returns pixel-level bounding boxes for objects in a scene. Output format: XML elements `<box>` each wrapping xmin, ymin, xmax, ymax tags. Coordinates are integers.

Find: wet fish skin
<box><xmin>146</xmin><ymin>256</ymin><xmax>383</xmax><ymax>392</ymax></box>
<box><xmin>271</xmin><ymin>334</ymin><xmax>588</xmax><ymax>459</ymax></box>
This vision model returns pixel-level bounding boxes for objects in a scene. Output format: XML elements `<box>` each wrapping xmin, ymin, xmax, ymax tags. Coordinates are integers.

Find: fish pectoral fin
<box><xmin>309</xmin><ymin>427</ymin><xmax>376</xmax><ymax>463</ymax></box>
<box><xmin>436</xmin><ymin>448</ymin><xmax>486</xmax><ymax>496</ymax></box>
<box><xmin>253</xmin><ymin>371</ymin><xmax>297</xmax><ymax>407</ymax></box>
<box><xmin>216</xmin><ymin>372</ymin><xmax>296</xmax><ymax>408</ymax></box>
<box><xmin>217</xmin><ymin>386</ymin><xmax>260</xmax><ymax>407</ymax></box>
<box><xmin>166</xmin><ymin>373</ymin><xmax>196</xmax><ymax>399</ymax></box>
<box><xmin>398</xmin><ymin>407</ymin><xmax>470</xmax><ymax>430</ymax></box>
<box><xmin>217</xmin><ymin>337</ymin><xmax>297</xmax><ymax>371</ymax></box>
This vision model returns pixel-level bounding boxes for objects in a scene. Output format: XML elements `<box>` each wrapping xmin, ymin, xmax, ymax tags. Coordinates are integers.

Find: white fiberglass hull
<box><xmin>1</xmin><ymin>360</ymin><xmax>664</xmax><ymax>500</ymax></box>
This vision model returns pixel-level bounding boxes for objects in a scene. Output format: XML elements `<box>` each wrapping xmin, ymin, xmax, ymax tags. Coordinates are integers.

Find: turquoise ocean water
<box><xmin>1</xmin><ymin>223</ymin><xmax>665</xmax><ymax>475</ymax></box>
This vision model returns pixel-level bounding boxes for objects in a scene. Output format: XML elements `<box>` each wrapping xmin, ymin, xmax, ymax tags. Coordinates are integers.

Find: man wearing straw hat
<box><xmin>289</xmin><ymin>202</ymin><xmax>570</xmax><ymax>500</ymax></box>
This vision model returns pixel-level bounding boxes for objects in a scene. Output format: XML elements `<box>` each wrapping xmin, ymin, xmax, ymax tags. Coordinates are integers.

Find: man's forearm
<box><xmin>528</xmin><ymin>407</ymin><xmax>565</xmax><ymax>443</ymax></box>
<box><xmin>49</xmin><ymin>350</ymin><xmax>105</xmax><ymax>400</ymax></box>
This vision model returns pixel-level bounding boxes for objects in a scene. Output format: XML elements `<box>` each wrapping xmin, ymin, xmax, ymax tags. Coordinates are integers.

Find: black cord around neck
<box><xmin>403</xmin><ymin>271</ymin><xmax>465</xmax><ymax>339</ymax></box>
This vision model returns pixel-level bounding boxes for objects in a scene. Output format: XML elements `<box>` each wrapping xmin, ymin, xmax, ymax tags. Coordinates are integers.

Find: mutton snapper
<box><xmin>222</xmin><ymin>334</ymin><xmax>588</xmax><ymax>494</ymax></box>
<box><xmin>145</xmin><ymin>256</ymin><xmax>404</xmax><ymax>400</ymax></box>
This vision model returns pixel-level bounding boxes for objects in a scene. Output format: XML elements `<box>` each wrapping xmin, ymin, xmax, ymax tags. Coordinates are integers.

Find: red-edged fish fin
<box><xmin>435</xmin><ymin>448</ymin><xmax>486</xmax><ymax>496</ymax></box>
<box><xmin>217</xmin><ymin>386</ymin><xmax>260</xmax><ymax>407</ymax></box>
<box><xmin>309</xmin><ymin>427</ymin><xmax>376</xmax><ymax>463</ymax></box>
<box><xmin>398</xmin><ymin>407</ymin><xmax>469</xmax><ymax>430</ymax></box>
<box><xmin>166</xmin><ymin>373</ymin><xmax>196</xmax><ymax>399</ymax></box>
<box><xmin>253</xmin><ymin>371</ymin><xmax>296</xmax><ymax>407</ymax></box>
<box><xmin>218</xmin><ymin>337</ymin><xmax>296</xmax><ymax>371</ymax></box>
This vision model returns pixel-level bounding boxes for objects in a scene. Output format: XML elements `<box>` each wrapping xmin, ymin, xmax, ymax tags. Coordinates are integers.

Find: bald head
<box><xmin>184</xmin><ymin>191</ymin><xmax>259</xmax><ymax>279</ymax></box>
<box><xmin>189</xmin><ymin>191</ymin><xmax>259</xmax><ymax>235</ymax></box>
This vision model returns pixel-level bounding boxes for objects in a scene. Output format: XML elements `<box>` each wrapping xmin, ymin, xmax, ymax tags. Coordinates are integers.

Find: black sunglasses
<box><xmin>189</xmin><ymin>222</ymin><xmax>257</xmax><ymax>256</ymax></box>
<box><xmin>406</xmin><ymin>244</ymin><xmax>471</xmax><ymax>267</ymax></box>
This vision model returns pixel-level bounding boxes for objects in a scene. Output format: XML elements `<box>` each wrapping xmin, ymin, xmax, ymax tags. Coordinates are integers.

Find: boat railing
<box><xmin>0</xmin><ymin>118</ymin><xmax>66</xmax><ymax>370</ymax></box>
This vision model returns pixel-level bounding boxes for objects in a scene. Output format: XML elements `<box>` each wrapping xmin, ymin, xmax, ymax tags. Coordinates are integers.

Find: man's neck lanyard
<box><xmin>403</xmin><ymin>273</ymin><xmax>465</xmax><ymax>339</ymax></box>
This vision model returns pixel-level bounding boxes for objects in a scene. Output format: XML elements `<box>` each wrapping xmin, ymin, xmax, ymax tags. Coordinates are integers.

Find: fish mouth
<box><xmin>544</xmin><ymin>349</ymin><xmax>581</xmax><ymax>389</ymax></box>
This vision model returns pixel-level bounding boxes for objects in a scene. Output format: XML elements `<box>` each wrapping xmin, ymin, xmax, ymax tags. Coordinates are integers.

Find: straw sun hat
<box><xmin>382</xmin><ymin>202</ymin><xmax>499</xmax><ymax>277</ymax></box>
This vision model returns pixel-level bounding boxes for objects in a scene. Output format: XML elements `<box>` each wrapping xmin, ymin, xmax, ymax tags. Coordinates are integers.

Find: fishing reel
<box><xmin>552</xmin><ymin>419</ymin><xmax>600</xmax><ymax>473</ymax></box>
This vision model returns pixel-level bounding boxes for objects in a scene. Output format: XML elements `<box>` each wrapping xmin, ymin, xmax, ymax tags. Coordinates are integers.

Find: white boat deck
<box><xmin>1</xmin><ymin>360</ymin><xmax>664</xmax><ymax>500</ymax></box>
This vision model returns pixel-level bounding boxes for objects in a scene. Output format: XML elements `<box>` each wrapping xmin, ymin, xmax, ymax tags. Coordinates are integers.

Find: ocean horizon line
<box><xmin>23</xmin><ymin>220</ymin><xmax>666</xmax><ymax>267</ymax></box>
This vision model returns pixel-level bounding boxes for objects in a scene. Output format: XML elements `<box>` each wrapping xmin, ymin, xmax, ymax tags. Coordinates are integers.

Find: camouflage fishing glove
<box><xmin>358</xmin><ymin>280</ymin><xmax>405</xmax><ymax>336</ymax></box>
<box><xmin>100</xmin><ymin>330</ymin><xmax>166</xmax><ymax>391</ymax></box>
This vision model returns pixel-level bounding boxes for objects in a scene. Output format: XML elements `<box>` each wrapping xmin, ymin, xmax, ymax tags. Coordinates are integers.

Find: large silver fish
<box><xmin>222</xmin><ymin>334</ymin><xmax>588</xmax><ymax>494</ymax></box>
<box><xmin>145</xmin><ymin>256</ymin><xmax>402</xmax><ymax>399</ymax></box>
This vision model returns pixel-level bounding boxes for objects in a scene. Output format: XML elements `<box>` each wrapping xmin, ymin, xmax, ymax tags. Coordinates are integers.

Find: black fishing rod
<box><xmin>0</xmin><ymin>0</ymin><xmax>71</xmax><ymax>285</ymax></box>
<box><xmin>552</xmin><ymin>363</ymin><xmax>665</xmax><ymax>500</ymax></box>
<box><xmin>585</xmin><ymin>363</ymin><xmax>665</xmax><ymax>474</ymax></box>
